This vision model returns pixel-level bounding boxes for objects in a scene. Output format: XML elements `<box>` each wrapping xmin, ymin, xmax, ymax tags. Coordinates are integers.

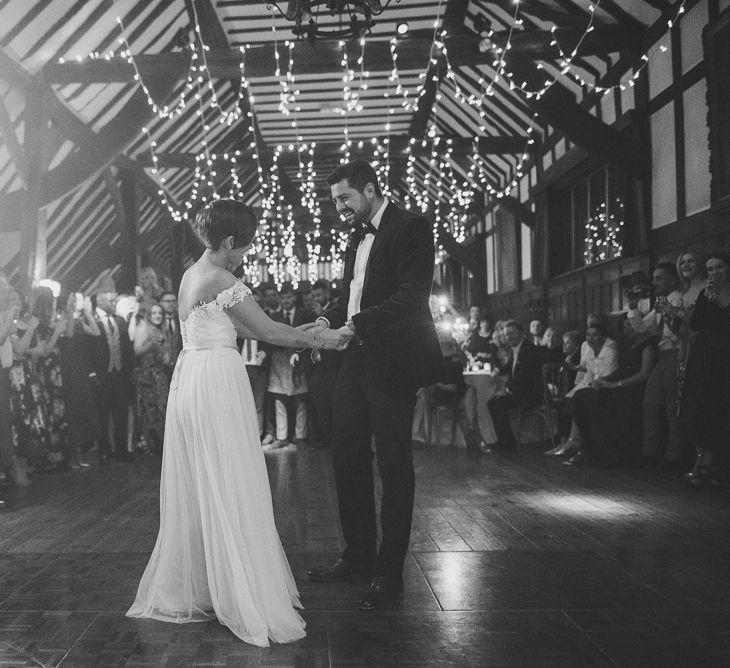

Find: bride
<box><xmin>127</xmin><ymin>199</ymin><xmax>343</xmax><ymax>646</ymax></box>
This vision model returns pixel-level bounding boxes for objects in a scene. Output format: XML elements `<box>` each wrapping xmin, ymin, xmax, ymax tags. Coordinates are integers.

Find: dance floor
<box><xmin>2</xmin><ymin>443</ymin><xmax>730</xmax><ymax>667</ymax></box>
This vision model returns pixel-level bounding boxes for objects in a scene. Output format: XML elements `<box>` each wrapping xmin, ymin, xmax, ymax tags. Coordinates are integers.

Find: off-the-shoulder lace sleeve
<box><xmin>214</xmin><ymin>281</ymin><xmax>252</xmax><ymax>309</ymax></box>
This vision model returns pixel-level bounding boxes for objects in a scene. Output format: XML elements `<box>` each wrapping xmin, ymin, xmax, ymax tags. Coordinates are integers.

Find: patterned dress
<box><xmin>134</xmin><ymin>325</ymin><xmax>170</xmax><ymax>444</ymax></box>
<box><xmin>10</xmin><ymin>324</ymin><xmax>67</xmax><ymax>465</ymax></box>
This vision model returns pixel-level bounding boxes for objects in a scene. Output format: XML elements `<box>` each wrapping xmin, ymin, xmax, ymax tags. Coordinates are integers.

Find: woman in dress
<box><xmin>463</xmin><ymin>313</ymin><xmax>497</xmax><ymax>366</ymax></box>
<box><xmin>681</xmin><ymin>250</ymin><xmax>730</xmax><ymax>487</ymax></box>
<box><xmin>127</xmin><ymin>199</ymin><xmax>341</xmax><ymax>646</ymax></box>
<box><xmin>133</xmin><ymin>303</ymin><xmax>170</xmax><ymax>455</ymax></box>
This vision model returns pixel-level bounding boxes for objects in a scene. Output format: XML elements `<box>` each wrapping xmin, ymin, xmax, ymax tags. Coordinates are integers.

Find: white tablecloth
<box><xmin>463</xmin><ymin>371</ymin><xmax>502</xmax><ymax>445</ymax></box>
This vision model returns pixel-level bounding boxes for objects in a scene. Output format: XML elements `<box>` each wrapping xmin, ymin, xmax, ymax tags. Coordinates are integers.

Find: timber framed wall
<box><xmin>474</xmin><ymin>0</ymin><xmax>730</xmax><ymax>331</ymax></box>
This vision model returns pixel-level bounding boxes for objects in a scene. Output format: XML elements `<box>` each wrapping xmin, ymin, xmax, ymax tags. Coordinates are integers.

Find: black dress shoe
<box><xmin>358</xmin><ymin>576</ymin><xmax>403</xmax><ymax>611</ymax></box>
<box><xmin>307</xmin><ymin>558</ymin><xmax>371</xmax><ymax>582</ymax></box>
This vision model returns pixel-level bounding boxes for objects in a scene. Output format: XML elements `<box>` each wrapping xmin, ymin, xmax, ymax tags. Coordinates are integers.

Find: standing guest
<box><xmin>307</xmin><ymin>279</ymin><xmax>339</xmax><ymax>449</ymax></box>
<box><xmin>9</xmin><ymin>287</ymin><xmax>67</xmax><ymax>470</ymax></box>
<box><xmin>487</xmin><ymin>320</ymin><xmax>544</xmax><ymax>450</ymax></box>
<box><xmin>137</xmin><ymin>266</ymin><xmax>163</xmax><ymax>313</ymax></box>
<box><xmin>298</xmin><ymin>282</ymin><xmax>316</xmax><ymax>315</ymax></box>
<box><xmin>0</xmin><ymin>282</ymin><xmax>23</xmax><ymax>488</ymax></box>
<box><xmin>463</xmin><ymin>313</ymin><xmax>496</xmax><ymax>365</ymax></box>
<box><xmin>159</xmin><ymin>291</ymin><xmax>182</xmax><ymax>381</ymax></box>
<box><xmin>266</xmin><ymin>283</ymin><xmax>313</xmax><ymax>449</ymax></box>
<box><xmin>58</xmin><ymin>292</ymin><xmax>102</xmax><ymax>468</ymax></box>
<box><xmin>306</xmin><ymin>159</ymin><xmax>442</xmax><ymax>610</ymax></box>
<box><xmin>133</xmin><ymin>303</ymin><xmax>169</xmax><ymax>455</ymax></box>
<box><xmin>568</xmin><ymin>318</ymin><xmax>657</xmax><ymax>467</ymax></box>
<box><xmin>260</xmin><ymin>283</ymin><xmax>282</xmax><ymax>446</ymax></box>
<box><xmin>93</xmin><ymin>290</ymin><xmax>134</xmax><ymax>462</ymax></box>
<box><xmin>239</xmin><ymin>286</ymin><xmax>270</xmax><ymax>440</ymax></box>
<box><xmin>681</xmin><ymin>250</ymin><xmax>730</xmax><ymax>487</ymax></box>
<box><xmin>674</xmin><ymin>248</ymin><xmax>706</xmax><ymax>460</ymax></box>
<box><xmin>626</xmin><ymin>262</ymin><xmax>683</xmax><ymax>468</ymax></box>
<box><xmin>529</xmin><ymin>318</ymin><xmax>547</xmax><ymax>346</ymax></box>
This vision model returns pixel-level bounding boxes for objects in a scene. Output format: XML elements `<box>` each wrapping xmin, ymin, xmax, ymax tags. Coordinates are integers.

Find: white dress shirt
<box><xmin>627</xmin><ymin>289</ymin><xmax>682</xmax><ymax>351</ymax></box>
<box><xmin>347</xmin><ymin>198</ymin><xmax>389</xmax><ymax>319</ymax></box>
<box><xmin>567</xmin><ymin>338</ymin><xmax>619</xmax><ymax>397</ymax></box>
<box><xmin>510</xmin><ymin>340</ymin><xmax>524</xmax><ymax>377</ymax></box>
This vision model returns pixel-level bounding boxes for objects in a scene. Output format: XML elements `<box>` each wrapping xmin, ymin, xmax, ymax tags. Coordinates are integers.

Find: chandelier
<box><xmin>268</xmin><ymin>0</ymin><xmax>398</xmax><ymax>44</ymax></box>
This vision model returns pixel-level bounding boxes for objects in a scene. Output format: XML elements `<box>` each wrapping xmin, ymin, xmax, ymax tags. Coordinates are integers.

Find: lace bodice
<box><xmin>180</xmin><ymin>281</ymin><xmax>251</xmax><ymax>350</ymax></box>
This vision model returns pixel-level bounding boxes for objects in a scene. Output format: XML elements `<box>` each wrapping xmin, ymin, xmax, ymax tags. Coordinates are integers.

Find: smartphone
<box><xmin>74</xmin><ymin>293</ymin><xmax>85</xmax><ymax>312</ymax></box>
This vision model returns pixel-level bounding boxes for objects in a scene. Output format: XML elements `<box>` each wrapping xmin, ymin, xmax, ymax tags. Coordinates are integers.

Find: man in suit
<box><xmin>93</xmin><ymin>290</ymin><xmax>134</xmax><ymax>462</ymax></box>
<box><xmin>487</xmin><ymin>320</ymin><xmax>544</xmax><ymax>450</ymax></box>
<box><xmin>266</xmin><ymin>282</ymin><xmax>315</xmax><ymax>449</ymax></box>
<box><xmin>159</xmin><ymin>291</ymin><xmax>182</xmax><ymax>381</ymax></box>
<box><xmin>306</xmin><ymin>160</ymin><xmax>442</xmax><ymax>610</ymax></box>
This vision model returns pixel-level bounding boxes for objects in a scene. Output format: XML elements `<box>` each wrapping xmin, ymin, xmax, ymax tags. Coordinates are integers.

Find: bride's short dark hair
<box><xmin>194</xmin><ymin>199</ymin><xmax>257</xmax><ymax>250</ymax></box>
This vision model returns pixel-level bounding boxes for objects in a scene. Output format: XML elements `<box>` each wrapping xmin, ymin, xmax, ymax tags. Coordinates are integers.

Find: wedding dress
<box><xmin>127</xmin><ymin>281</ymin><xmax>306</xmax><ymax>646</ymax></box>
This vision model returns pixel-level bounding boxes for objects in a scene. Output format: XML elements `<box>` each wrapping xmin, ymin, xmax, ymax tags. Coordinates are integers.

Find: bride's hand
<box><xmin>320</xmin><ymin>327</ymin><xmax>351</xmax><ymax>351</ymax></box>
<box><xmin>297</xmin><ymin>322</ymin><xmax>321</xmax><ymax>332</ymax></box>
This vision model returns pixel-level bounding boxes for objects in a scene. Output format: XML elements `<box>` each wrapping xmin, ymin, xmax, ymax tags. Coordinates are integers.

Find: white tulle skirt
<box><xmin>126</xmin><ymin>348</ymin><xmax>306</xmax><ymax>647</ymax></box>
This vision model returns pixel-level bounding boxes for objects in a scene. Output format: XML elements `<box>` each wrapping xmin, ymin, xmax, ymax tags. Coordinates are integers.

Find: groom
<box><xmin>306</xmin><ymin>160</ymin><xmax>442</xmax><ymax>610</ymax></box>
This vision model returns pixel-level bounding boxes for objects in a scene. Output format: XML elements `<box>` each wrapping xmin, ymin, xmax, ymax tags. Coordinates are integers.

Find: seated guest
<box><xmin>487</xmin><ymin>320</ymin><xmax>544</xmax><ymax>450</ymax></box>
<box><xmin>681</xmin><ymin>250</ymin><xmax>730</xmax><ymax>487</ymax></box>
<box><xmin>466</xmin><ymin>304</ymin><xmax>483</xmax><ymax>337</ymax></box>
<box><xmin>463</xmin><ymin>313</ymin><xmax>497</xmax><ymax>366</ymax></box>
<box><xmin>540</xmin><ymin>326</ymin><xmax>564</xmax><ymax>364</ymax></box>
<box><xmin>557</xmin><ymin>317</ymin><xmax>620</xmax><ymax>457</ymax></box>
<box><xmin>543</xmin><ymin>331</ymin><xmax>583</xmax><ymax>455</ymax></box>
<box><xmin>491</xmin><ymin>319</ymin><xmax>511</xmax><ymax>367</ymax></box>
<box><xmin>567</xmin><ymin>318</ymin><xmax>657</xmax><ymax>467</ymax></box>
<box><xmin>530</xmin><ymin>318</ymin><xmax>547</xmax><ymax>346</ymax></box>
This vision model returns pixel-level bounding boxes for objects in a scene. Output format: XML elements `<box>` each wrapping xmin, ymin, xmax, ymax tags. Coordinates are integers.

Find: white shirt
<box><xmin>241</xmin><ymin>338</ymin><xmax>259</xmax><ymax>365</ymax></box>
<box><xmin>510</xmin><ymin>340</ymin><xmax>524</xmax><ymax>376</ymax></box>
<box><xmin>347</xmin><ymin>198</ymin><xmax>389</xmax><ymax>319</ymax></box>
<box><xmin>627</xmin><ymin>289</ymin><xmax>682</xmax><ymax>351</ymax></box>
<box><xmin>567</xmin><ymin>338</ymin><xmax>619</xmax><ymax>397</ymax></box>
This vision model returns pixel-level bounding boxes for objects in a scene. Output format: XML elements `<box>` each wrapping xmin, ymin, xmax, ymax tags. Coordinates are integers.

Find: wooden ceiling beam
<box><xmin>479</xmin><ymin>0</ymin><xmax>596</xmax><ymax>27</ymax></box>
<box><xmin>0</xmin><ymin>47</ymin><xmax>31</xmax><ymax>90</ymax></box>
<box><xmin>507</xmin><ymin>57</ymin><xmax>649</xmax><ymax>179</ymax></box>
<box><xmin>488</xmin><ymin>24</ymin><xmax>643</xmax><ymax>60</ymax></box>
<box><xmin>133</xmin><ymin>135</ymin><xmax>531</xmax><ymax>169</ymax></box>
<box><xmin>0</xmin><ymin>95</ymin><xmax>27</xmax><ymax>186</ymax></box>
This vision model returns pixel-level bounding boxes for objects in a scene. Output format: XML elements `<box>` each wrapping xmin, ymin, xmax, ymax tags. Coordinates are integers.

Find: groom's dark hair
<box><xmin>194</xmin><ymin>199</ymin><xmax>258</xmax><ymax>250</ymax></box>
<box><xmin>326</xmin><ymin>160</ymin><xmax>382</xmax><ymax>197</ymax></box>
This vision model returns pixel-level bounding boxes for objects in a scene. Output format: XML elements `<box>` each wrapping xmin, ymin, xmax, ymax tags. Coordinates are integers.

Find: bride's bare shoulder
<box><xmin>178</xmin><ymin>265</ymin><xmax>235</xmax><ymax>318</ymax></box>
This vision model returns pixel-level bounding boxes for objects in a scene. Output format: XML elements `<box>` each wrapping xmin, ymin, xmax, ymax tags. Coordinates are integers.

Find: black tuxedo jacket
<box><xmin>500</xmin><ymin>338</ymin><xmax>544</xmax><ymax>408</ymax></box>
<box><xmin>92</xmin><ymin>313</ymin><xmax>134</xmax><ymax>378</ymax></box>
<box><xmin>324</xmin><ymin>202</ymin><xmax>442</xmax><ymax>388</ymax></box>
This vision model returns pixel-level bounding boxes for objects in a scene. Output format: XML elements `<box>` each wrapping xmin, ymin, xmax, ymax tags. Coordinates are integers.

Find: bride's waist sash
<box><xmin>171</xmin><ymin>345</ymin><xmax>239</xmax><ymax>388</ymax></box>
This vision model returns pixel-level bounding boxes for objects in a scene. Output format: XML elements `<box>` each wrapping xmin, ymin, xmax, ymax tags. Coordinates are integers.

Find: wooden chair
<box><xmin>514</xmin><ymin>363</ymin><xmax>559</xmax><ymax>448</ymax></box>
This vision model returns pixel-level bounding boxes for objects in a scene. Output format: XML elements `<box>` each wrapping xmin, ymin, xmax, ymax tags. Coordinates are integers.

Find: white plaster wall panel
<box><xmin>601</xmin><ymin>92</ymin><xmax>616</xmax><ymax>126</ymax></box>
<box><xmin>683</xmin><ymin>79</ymin><xmax>711</xmax><ymax>216</ymax></box>
<box><xmin>681</xmin><ymin>1</ymin><xmax>708</xmax><ymax>74</ymax></box>
<box><xmin>648</xmin><ymin>39</ymin><xmax>674</xmax><ymax>99</ymax></box>
<box><xmin>621</xmin><ymin>78</ymin><xmax>635</xmax><ymax>113</ymax></box>
<box><xmin>520</xmin><ymin>175</ymin><xmax>529</xmax><ymax>202</ymax></box>
<box><xmin>520</xmin><ymin>223</ymin><xmax>532</xmax><ymax>281</ymax></box>
<box><xmin>651</xmin><ymin>102</ymin><xmax>677</xmax><ymax>228</ymax></box>
<box><xmin>555</xmin><ymin>138</ymin><xmax>566</xmax><ymax>160</ymax></box>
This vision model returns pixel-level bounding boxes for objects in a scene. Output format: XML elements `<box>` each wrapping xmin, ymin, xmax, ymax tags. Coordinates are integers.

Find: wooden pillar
<box><xmin>18</xmin><ymin>76</ymin><xmax>51</xmax><ymax>294</ymax></box>
<box><xmin>120</xmin><ymin>170</ymin><xmax>141</xmax><ymax>291</ymax></box>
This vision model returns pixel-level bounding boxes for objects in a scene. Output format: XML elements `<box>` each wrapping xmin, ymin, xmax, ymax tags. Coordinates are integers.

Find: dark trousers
<box><xmin>307</xmin><ymin>354</ymin><xmax>338</xmax><ymax>448</ymax></box>
<box><xmin>331</xmin><ymin>346</ymin><xmax>417</xmax><ymax>582</ymax></box>
<box><xmin>0</xmin><ymin>368</ymin><xmax>13</xmax><ymax>471</ymax></box>
<box><xmin>487</xmin><ymin>393</ymin><xmax>520</xmax><ymax>448</ymax></box>
<box><xmin>97</xmin><ymin>369</ymin><xmax>130</xmax><ymax>457</ymax></box>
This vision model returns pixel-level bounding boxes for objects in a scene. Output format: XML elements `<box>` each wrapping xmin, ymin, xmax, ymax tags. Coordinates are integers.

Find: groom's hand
<box><xmin>320</xmin><ymin>327</ymin><xmax>352</xmax><ymax>350</ymax></box>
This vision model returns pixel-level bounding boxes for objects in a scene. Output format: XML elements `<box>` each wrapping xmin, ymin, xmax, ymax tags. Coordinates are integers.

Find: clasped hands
<box><xmin>297</xmin><ymin>320</ymin><xmax>353</xmax><ymax>351</ymax></box>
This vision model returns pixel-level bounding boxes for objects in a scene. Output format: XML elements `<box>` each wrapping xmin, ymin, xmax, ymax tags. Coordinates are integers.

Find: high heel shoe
<box><xmin>545</xmin><ymin>438</ymin><xmax>581</xmax><ymax>456</ymax></box>
<box><xmin>685</xmin><ymin>464</ymin><xmax>721</xmax><ymax>489</ymax></box>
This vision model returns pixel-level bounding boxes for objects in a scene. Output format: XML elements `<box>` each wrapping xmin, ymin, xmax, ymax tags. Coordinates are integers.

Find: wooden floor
<box><xmin>2</xmin><ymin>443</ymin><xmax>730</xmax><ymax>667</ymax></box>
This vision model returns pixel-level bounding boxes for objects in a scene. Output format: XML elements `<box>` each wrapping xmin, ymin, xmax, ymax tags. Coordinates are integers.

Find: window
<box><xmin>548</xmin><ymin>165</ymin><xmax>626</xmax><ymax>274</ymax></box>
<box><xmin>705</xmin><ymin>8</ymin><xmax>730</xmax><ymax>210</ymax></box>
